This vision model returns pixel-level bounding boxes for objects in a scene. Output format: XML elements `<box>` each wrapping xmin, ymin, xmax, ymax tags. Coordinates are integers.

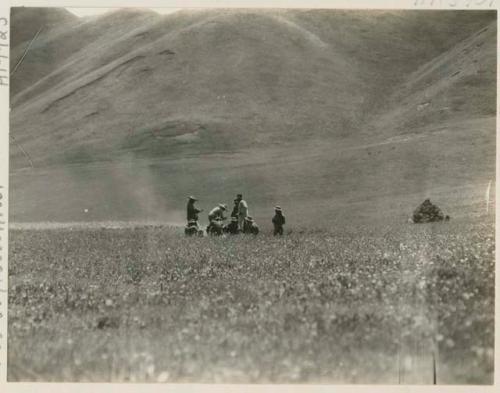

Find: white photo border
<box><xmin>1</xmin><ymin>0</ymin><xmax>498</xmax><ymax>391</ymax></box>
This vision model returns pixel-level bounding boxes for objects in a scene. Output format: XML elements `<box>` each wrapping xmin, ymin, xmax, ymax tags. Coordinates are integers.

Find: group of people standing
<box><xmin>185</xmin><ymin>193</ymin><xmax>286</xmax><ymax>236</ymax></box>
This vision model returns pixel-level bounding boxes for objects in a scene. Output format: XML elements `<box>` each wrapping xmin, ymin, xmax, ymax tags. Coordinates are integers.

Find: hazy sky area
<box><xmin>67</xmin><ymin>8</ymin><xmax>181</xmax><ymax>17</ymax></box>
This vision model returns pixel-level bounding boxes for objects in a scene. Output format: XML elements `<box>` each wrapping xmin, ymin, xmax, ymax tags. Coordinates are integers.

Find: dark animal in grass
<box><xmin>96</xmin><ymin>315</ymin><xmax>119</xmax><ymax>330</ymax></box>
<box><xmin>412</xmin><ymin>198</ymin><xmax>447</xmax><ymax>223</ymax></box>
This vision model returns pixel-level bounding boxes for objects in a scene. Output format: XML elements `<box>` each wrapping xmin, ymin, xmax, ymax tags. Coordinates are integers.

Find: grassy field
<box><xmin>7</xmin><ymin>217</ymin><xmax>494</xmax><ymax>383</ymax></box>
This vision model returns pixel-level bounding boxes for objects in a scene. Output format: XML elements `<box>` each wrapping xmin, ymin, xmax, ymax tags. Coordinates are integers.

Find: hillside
<box><xmin>9</xmin><ymin>8</ymin><xmax>497</xmax><ymax>225</ymax></box>
<box><xmin>10</xmin><ymin>7</ymin><xmax>77</xmax><ymax>48</ymax></box>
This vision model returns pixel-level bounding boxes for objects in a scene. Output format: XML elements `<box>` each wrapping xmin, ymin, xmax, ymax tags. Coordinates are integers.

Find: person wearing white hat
<box><xmin>272</xmin><ymin>206</ymin><xmax>286</xmax><ymax>236</ymax></box>
<box><xmin>207</xmin><ymin>203</ymin><xmax>227</xmax><ymax>233</ymax></box>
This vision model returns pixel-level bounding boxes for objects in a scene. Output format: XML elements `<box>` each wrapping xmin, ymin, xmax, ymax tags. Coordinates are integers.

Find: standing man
<box><xmin>236</xmin><ymin>193</ymin><xmax>248</xmax><ymax>231</ymax></box>
<box><xmin>186</xmin><ymin>196</ymin><xmax>202</xmax><ymax>228</ymax></box>
<box><xmin>231</xmin><ymin>199</ymin><xmax>239</xmax><ymax>219</ymax></box>
<box><xmin>272</xmin><ymin>206</ymin><xmax>286</xmax><ymax>236</ymax></box>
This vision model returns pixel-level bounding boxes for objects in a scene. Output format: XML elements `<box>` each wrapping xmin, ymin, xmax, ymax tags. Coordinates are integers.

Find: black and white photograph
<box><xmin>6</xmin><ymin>3</ymin><xmax>497</xmax><ymax>385</ymax></box>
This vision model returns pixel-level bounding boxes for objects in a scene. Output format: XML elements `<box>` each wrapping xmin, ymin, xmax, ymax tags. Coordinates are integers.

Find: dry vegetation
<box><xmin>8</xmin><ymin>218</ymin><xmax>494</xmax><ymax>383</ymax></box>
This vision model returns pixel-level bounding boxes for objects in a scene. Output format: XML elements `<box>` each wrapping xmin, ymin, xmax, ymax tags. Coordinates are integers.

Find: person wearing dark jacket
<box><xmin>272</xmin><ymin>206</ymin><xmax>286</xmax><ymax>236</ymax></box>
<box><xmin>186</xmin><ymin>196</ymin><xmax>202</xmax><ymax>228</ymax></box>
<box><xmin>231</xmin><ymin>199</ymin><xmax>239</xmax><ymax>218</ymax></box>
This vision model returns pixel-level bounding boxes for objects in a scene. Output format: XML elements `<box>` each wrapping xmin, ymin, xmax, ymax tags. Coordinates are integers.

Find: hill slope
<box><xmin>10</xmin><ymin>7</ymin><xmax>77</xmax><ymax>48</ymax></box>
<box><xmin>9</xmin><ymin>9</ymin><xmax>497</xmax><ymax>225</ymax></box>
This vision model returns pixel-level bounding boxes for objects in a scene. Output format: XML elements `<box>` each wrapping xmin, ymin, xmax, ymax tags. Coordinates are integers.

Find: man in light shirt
<box><xmin>207</xmin><ymin>203</ymin><xmax>227</xmax><ymax>234</ymax></box>
<box><xmin>236</xmin><ymin>194</ymin><xmax>248</xmax><ymax>230</ymax></box>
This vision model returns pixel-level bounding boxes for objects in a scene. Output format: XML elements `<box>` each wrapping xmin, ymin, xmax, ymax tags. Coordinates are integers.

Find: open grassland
<box><xmin>8</xmin><ymin>218</ymin><xmax>494</xmax><ymax>383</ymax></box>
